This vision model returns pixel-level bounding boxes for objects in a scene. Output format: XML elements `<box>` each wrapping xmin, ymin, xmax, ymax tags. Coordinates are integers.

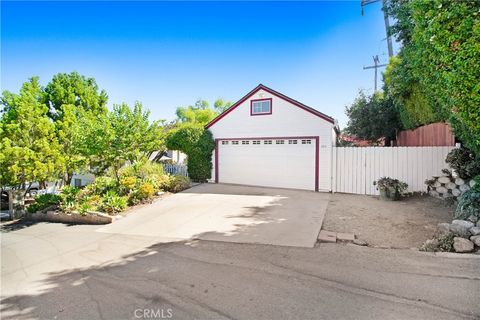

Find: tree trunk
<box><xmin>8</xmin><ymin>189</ymin><xmax>25</xmax><ymax>219</ymax></box>
<box><xmin>65</xmin><ymin>172</ymin><xmax>74</xmax><ymax>186</ymax></box>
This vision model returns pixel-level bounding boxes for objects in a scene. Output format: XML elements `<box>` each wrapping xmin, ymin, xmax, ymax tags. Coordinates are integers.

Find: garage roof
<box><xmin>205</xmin><ymin>84</ymin><xmax>335</xmax><ymax>129</ymax></box>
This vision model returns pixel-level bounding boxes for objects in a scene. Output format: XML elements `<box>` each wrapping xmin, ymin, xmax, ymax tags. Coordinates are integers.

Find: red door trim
<box><xmin>214</xmin><ymin>136</ymin><xmax>319</xmax><ymax>192</ymax></box>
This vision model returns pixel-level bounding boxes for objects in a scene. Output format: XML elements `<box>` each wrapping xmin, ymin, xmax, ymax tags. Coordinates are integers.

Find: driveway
<box><xmin>97</xmin><ymin>183</ymin><xmax>329</xmax><ymax>248</ymax></box>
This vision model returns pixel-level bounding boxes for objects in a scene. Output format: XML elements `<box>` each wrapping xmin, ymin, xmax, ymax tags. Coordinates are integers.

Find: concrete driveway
<box><xmin>97</xmin><ymin>183</ymin><xmax>329</xmax><ymax>248</ymax></box>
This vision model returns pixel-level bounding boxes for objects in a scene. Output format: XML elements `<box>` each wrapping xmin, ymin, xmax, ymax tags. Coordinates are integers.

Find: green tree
<box><xmin>81</xmin><ymin>102</ymin><xmax>165</xmax><ymax>181</ymax></box>
<box><xmin>213</xmin><ymin>98</ymin><xmax>233</xmax><ymax>113</ymax></box>
<box><xmin>0</xmin><ymin>78</ymin><xmax>63</xmax><ymax>190</ymax></box>
<box><xmin>42</xmin><ymin>72</ymin><xmax>109</xmax><ymax>184</ymax></box>
<box><xmin>386</xmin><ymin>0</ymin><xmax>480</xmax><ymax>154</ymax></box>
<box><xmin>345</xmin><ymin>91</ymin><xmax>402</xmax><ymax>145</ymax></box>
<box><xmin>43</xmin><ymin>71</ymin><xmax>108</xmax><ymax>120</ymax></box>
<box><xmin>165</xmin><ymin>123</ymin><xmax>214</xmax><ymax>182</ymax></box>
<box><xmin>175</xmin><ymin>99</ymin><xmax>217</xmax><ymax>125</ymax></box>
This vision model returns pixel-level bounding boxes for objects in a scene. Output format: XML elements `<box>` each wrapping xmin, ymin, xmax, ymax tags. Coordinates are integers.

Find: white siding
<box><xmin>208</xmin><ymin>88</ymin><xmax>334</xmax><ymax>191</ymax></box>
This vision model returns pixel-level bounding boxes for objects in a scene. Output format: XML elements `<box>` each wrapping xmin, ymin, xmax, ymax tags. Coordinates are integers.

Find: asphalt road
<box><xmin>1</xmin><ymin>221</ymin><xmax>479</xmax><ymax>320</ymax></box>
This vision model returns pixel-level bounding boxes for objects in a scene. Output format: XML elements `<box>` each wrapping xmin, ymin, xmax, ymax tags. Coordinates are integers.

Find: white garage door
<box><xmin>217</xmin><ymin>137</ymin><xmax>318</xmax><ymax>191</ymax></box>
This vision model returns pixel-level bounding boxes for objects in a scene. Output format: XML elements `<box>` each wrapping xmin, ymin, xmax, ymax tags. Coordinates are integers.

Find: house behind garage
<box><xmin>206</xmin><ymin>84</ymin><xmax>337</xmax><ymax>192</ymax></box>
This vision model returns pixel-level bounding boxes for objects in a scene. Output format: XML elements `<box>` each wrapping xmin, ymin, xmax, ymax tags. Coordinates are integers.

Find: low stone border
<box><xmin>426</xmin><ymin>173</ymin><xmax>475</xmax><ymax>199</ymax></box>
<box><xmin>28</xmin><ymin>210</ymin><xmax>113</xmax><ymax>225</ymax></box>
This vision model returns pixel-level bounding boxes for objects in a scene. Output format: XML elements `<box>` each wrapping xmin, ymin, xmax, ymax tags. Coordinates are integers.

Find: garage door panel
<box><xmin>218</xmin><ymin>139</ymin><xmax>316</xmax><ymax>191</ymax></box>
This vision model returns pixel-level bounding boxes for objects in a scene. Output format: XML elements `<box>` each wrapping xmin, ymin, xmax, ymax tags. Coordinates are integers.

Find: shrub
<box><xmin>79</xmin><ymin>195</ymin><xmax>101</xmax><ymax>212</ymax></box>
<box><xmin>165</xmin><ymin>124</ymin><xmax>214</xmax><ymax>182</ymax></box>
<box><xmin>373</xmin><ymin>177</ymin><xmax>408</xmax><ymax>194</ymax></box>
<box><xmin>437</xmin><ymin>233</ymin><xmax>455</xmax><ymax>252</ymax></box>
<box><xmin>420</xmin><ymin>233</ymin><xmax>455</xmax><ymax>252</ymax></box>
<box><xmin>120</xmin><ymin>176</ymin><xmax>137</xmax><ymax>193</ymax></box>
<box><xmin>27</xmin><ymin>193</ymin><xmax>61</xmax><ymax>213</ymax></box>
<box><xmin>164</xmin><ymin>175</ymin><xmax>191</xmax><ymax>193</ymax></box>
<box><xmin>136</xmin><ymin>182</ymin><xmax>155</xmax><ymax>200</ymax></box>
<box><xmin>445</xmin><ymin>148</ymin><xmax>480</xmax><ymax>180</ymax></box>
<box><xmin>59</xmin><ymin>186</ymin><xmax>81</xmax><ymax>212</ymax></box>
<box><xmin>84</xmin><ymin>176</ymin><xmax>117</xmax><ymax>196</ymax></box>
<box><xmin>455</xmin><ymin>176</ymin><xmax>480</xmax><ymax>220</ymax></box>
<box><xmin>100</xmin><ymin>191</ymin><xmax>127</xmax><ymax>214</ymax></box>
<box><xmin>121</xmin><ymin>160</ymin><xmax>165</xmax><ymax>180</ymax></box>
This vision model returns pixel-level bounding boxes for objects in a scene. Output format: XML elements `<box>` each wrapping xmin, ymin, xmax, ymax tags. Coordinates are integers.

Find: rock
<box><xmin>470</xmin><ymin>235</ymin><xmax>480</xmax><ymax>247</ymax></box>
<box><xmin>433</xmin><ymin>180</ymin><xmax>442</xmax><ymax>188</ymax></box>
<box><xmin>453</xmin><ymin>237</ymin><xmax>474</xmax><ymax>253</ymax></box>
<box><xmin>437</xmin><ymin>223</ymin><xmax>451</xmax><ymax>235</ymax></box>
<box><xmin>446</xmin><ymin>182</ymin><xmax>457</xmax><ymax>189</ymax></box>
<box><xmin>459</xmin><ymin>184</ymin><xmax>470</xmax><ymax>192</ymax></box>
<box><xmin>436</xmin><ymin>186</ymin><xmax>448</xmax><ymax>194</ymax></box>
<box><xmin>337</xmin><ymin>232</ymin><xmax>355</xmax><ymax>241</ymax></box>
<box><xmin>438</xmin><ymin>176</ymin><xmax>451</xmax><ymax>184</ymax></box>
<box><xmin>318</xmin><ymin>230</ymin><xmax>336</xmax><ymax>243</ymax></box>
<box><xmin>477</xmin><ymin>220</ymin><xmax>480</xmax><ymax>228</ymax></box>
<box><xmin>454</xmin><ymin>178</ymin><xmax>465</xmax><ymax>186</ymax></box>
<box><xmin>470</xmin><ymin>179</ymin><xmax>477</xmax><ymax>188</ymax></box>
<box><xmin>452</xmin><ymin>220</ymin><xmax>475</xmax><ymax>229</ymax></box>
<box><xmin>429</xmin><ymin>190</ymin><xmax>439</xmax><ymax>198</ymax></box>
<box><xmin>449</xmin><ymin>224</ymin><xmax>471</xmax><ymax>238</ymax></box>
<box><xmin>467</xmin><ymin>215</ymin><xmax>479</xmax><ymax>223</ymax></box>
<box><xmin>469</xmin><ymin>227</ymin><xmax>480</xmax><ymax>236</ymax></box>
<box><xmin>353</xmin><ymin>239</ymin><xmax>368</xmax><ymax>246</ymax></box>
<box><xmin>452</xmin><ymin>188</ymin><xmax>461</xmax><ymax>197</ymax></box>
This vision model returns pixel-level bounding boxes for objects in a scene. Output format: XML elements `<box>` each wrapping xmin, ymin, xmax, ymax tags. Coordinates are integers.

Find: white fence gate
<box><xmin>163</xmin><ymin>164</ymin><xmax>188</xmax><ymax>177</ymax></box>
<box><xmin>332</xmin><ymin>146</ymin><xmax>454</xmax><ymax>195</ymax></box>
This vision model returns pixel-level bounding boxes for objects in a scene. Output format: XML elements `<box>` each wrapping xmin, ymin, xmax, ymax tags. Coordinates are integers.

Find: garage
<box><xmin>216</xmin><ymin>137</ymin><xmax>318</xmax><ymax>191</ymax></box>
<box><xmin>206</xmin><ymin>84</ymin><xmax>337</xmax><ymax>192</ymax></box>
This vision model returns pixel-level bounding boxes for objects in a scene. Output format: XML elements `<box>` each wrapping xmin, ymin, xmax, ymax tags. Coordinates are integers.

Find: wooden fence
<box><xmin>395</xmin><ymin>122</ymin><xmax>455</xmax><ymax>146</ymax></box>
<box><xmin>332</xmin><ymin>146</ymin><xmax>455</xmax><ymax>195</ymax></box>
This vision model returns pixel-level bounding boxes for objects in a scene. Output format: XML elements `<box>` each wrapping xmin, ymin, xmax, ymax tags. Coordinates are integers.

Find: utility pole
<box><xmin>363</xmin><ymin>55</ymin><xmax>387</xmax><ymax>91</ymax></box>
<box><xmin>361</xmin><ymin>0</ymin><xmax>393</xmax><ymax>57</ymax></box>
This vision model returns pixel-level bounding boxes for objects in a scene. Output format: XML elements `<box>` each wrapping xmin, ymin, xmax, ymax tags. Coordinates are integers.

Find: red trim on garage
<box><xmin>214</xmin><ymin>139</ymin><xmax>219</xmax><ymax>183</ymax></box>
<box><xmin>205</xmin><ymin>84</ymin><xmax>335</xmax><ymax>129</ymax></box>
<box><xmin>250</xmin><ymin>98</ymin><xmax>272</xmax><ymax>116</ymax></box>
<box><xmin>215</xmin><ymin>136</ymin><xmax>319</xmax><ymax>192</ymax></box>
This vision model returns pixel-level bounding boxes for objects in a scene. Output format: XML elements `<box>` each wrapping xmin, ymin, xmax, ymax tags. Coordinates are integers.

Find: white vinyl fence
<box><xmin>163</xmin><ymin>164</ymin><xmax>188</xmax><ymax>177</ymax></box>
<box><xmin>332</xmin><ymin>146</ymin><xmax>455</xmax><ymax>195</ymax></box>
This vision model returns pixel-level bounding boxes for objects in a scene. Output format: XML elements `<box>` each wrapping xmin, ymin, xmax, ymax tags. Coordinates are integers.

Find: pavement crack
<box><xmin>268</xmin><ymin>261</ymin><xmax>479</xmax><ymax>320</ymax></box>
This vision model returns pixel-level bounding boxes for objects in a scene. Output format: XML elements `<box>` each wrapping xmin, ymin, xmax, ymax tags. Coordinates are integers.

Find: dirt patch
<box><xmin>323</xmin><ymin>193</ymin><xmax>454</xmax><ymax>249</ymax></box>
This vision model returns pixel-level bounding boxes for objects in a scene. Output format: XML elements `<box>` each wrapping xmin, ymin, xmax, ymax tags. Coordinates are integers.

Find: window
<box><xmin>74</xmin><ymin>179</ymin><xmax>82</xmax><ymax>188</ymax></box>
<box><xmin>275</xmin><ymin>140</ymin><xmax>284</xmax><ymax>144</ymax></box>
<box><xmin>242</xmin><ymin>140</ymin><xmax>250</xmax><ymax>145</ymax></box>
<box><xmin>263</xmin><ymin>140</ymin><xmax>272</xmax><ymax>145</ymax></box>
<box><xmin>251</xmin><ymin>98</ymin><xmax>272</xmax><ymax>115</ymax></box>
<box><xmin>253</xmin><ymin>140</ymin><xmax>261</xmax><ymax>145</ymax></box>
<box><xmin>222</xmin><ymin>141</ymin><xmax>229</xmax><ymax>145</ymax></box>
<box><xmin>301</xmin><ymin>139</ymin><xmax>312</xmax><ymax>144</ymax></box>
<box><xmin>288</xmin><ymin>140</ymin><xmax>297</xmax><ymax>144</ymax></box>
<box><xmin>232</xmin><ymin>141</ymin><xmax>239</xmax><ymax>145</ymax></box>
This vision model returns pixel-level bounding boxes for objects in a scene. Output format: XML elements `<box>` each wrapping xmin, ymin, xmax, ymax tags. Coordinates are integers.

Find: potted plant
<box><xmin>373</xmin><ymin>177</ymin><xmax>408</xmax><ymax>201</ymax></box>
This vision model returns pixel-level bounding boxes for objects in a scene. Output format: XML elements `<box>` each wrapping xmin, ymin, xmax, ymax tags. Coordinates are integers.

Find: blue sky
<box><xmin>1</xmin><ymin>1</ymin><xmax>395</xmax><ymax>127</ymax></box>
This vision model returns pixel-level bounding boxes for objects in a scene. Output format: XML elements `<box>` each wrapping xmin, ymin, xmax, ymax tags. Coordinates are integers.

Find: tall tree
<box><xmin>80</xmin><ymin>102</ymin><xmax>165</xmax><ymax>181</ymax></box>
<box><xmin>175</xmin><ymin>99</ymin><xmax>217</xmax><ymax>125</ymax></box>
<box><xmin>345</xmin><ymin>91</ymin><xmax>402</xmax><ymax>146</ymax></box>
<box><xmin>43</xmin><ymin>71</ymin><xmax>108</xmax><ymax>120</ymax></box>
<box><xmin>213</xmin><ymin>98</ymin><xmax>233</xmax><ymax>113</ymax></box>
<box><xmin>386</xmin><ymin>0</ymin><xmax>480</xmax><ymax>154</ymax></box>
<box><xmin>43</xmin><ymin>72</ymin><xmax>109</xmax><ymax>184</ymax></box>
<box><xmin>0</xmin><ymin>78</ymin><xmax>63</xmax><ymax>190</ymax></box>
